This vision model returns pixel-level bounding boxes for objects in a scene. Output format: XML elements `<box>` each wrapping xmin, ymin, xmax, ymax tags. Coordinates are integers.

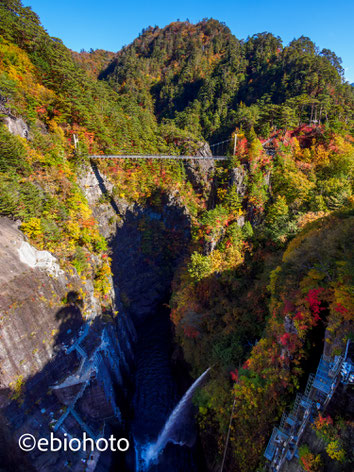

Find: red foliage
<box><xmin>36</xmin><ymin>106</ymin><xmax>46</xmax><ymax>114</ymax></box>
<box><xmin>317</xmin><ymin>413</ymin><xmax>333</xmax><ymax>426</ymax></box>
<box><xmin>230</xmin><ymin>369</ymin><xmax>238</xmax><ymax>381</ymax></box>
<box><xmin>280</xmin><ymin>333</ymin><xmax>291</xmax><ymax>346</ymax></box>
<box><xmin>334</xmin><ymin>303</ymin><xmax>349</xmax><ymax>315</ymax></box>
<box><xmin>283</xmin><ymin>300</ymin><xmax>295</xmax><ymax>314</ymax></box>
<box><xmin>306</xmin><ymin>288</ymin><xmax>325</xmax><ymax>324</ymax></box>
<box><xmin>183</xmin><ymin>325</ymin><xmax>200</xmax><ymax>338</ymax></box>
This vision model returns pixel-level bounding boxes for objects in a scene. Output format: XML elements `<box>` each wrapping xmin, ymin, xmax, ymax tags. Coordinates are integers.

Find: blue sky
<box><xmin>25</xmin><ymin>0</ymin><xmax>354</xmax><ymax>82</ymax></box>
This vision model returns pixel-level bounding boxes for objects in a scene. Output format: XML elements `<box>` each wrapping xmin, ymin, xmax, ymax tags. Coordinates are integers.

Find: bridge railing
<box><xmin>89</xmin><ymin>154</ymin><xmax>227</xmax><ymax>160</ymax></box>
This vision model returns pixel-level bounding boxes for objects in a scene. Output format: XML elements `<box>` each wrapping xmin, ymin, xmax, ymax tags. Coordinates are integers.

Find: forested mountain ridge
<box><xmin>0</xmin><ymin>1</ymin><xmax>353</xmax><ymax>472</ymax></box>
<box><xmin>100</xmin><ymin>19</ymin><xmax>353</xmax><ymax>141</ymax></box>
<box><xmin>72</xmin><ymin>48</ymin><xmax>116</xmax><ymax>78</ymax></box>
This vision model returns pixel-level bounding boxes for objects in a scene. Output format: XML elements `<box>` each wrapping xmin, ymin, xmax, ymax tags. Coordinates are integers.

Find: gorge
<box><xmin>0</xmin><ymin>2</ymin><xmax>353</xmax><ymax>471</ymax></box>
<box><xmin>0</xmin><ymin>160</ymin><xmax>214</xmax><ymax>472</ymax></box>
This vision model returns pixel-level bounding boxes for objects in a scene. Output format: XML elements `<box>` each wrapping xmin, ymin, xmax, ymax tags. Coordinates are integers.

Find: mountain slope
<box><xmin>99</xmin><ymin>20</ymin><xmax>353</xmax><ymax>141</ymax></box>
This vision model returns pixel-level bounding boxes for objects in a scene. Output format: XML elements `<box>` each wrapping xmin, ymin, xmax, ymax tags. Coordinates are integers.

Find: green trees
<box><xmin>263</xmin><ymin>195</ymin><xmax>296</xmax><ymax>243</ymax></box>
<box><xmin>225</xmin><ymin>185</ymin><xmax>242</xmax><ymax>213</ymax></box>
<box><xmin>234</xmin><ymin>102</ymin><xmax>260</xmax><ymax>131</ymax></box>
<box><xmin>2</xmin><ymin>0</ymin><xmax>352</xmax><ymax>151</ymax></box>
<box><xmin>0</xmin><ymin>124</ymin><xmax>28</xmax><ymax>173</ymax></box>
<box><xmin>188</xmin><ymin>252</ymin><xmax>213</xmax><ymax>281</ymax></box>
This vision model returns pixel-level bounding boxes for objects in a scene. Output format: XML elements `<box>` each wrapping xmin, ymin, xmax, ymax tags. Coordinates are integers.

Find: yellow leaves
<box><xmin>332</xmin><ymin>135</ymin><xmax>353</xmax><ymax>156</ymax></box>
<box><xmin>267</xmin><ymin>266</ymin><xmax>282</xmax><ymax>295</ymax></box>
<box><xmin>67</xmin><ymin>196</ymin><xmax>92</xmax><ymax>220</ymax></box>
<box><xmin>65</xmin><ymin>219</ymin><xmax>81</xmax><ymax>242</ymax></box>
<box><xmin>216</xmin><ymin>187</ymin><xmax>227</xmax><ymax>201</ymax></box>
<box><xmin>297</xmin><ymin>211</ymin><xmax>329</xmax><ymax>229</ymax></box>
<box><xmin>22</xmin><ymin>143</ymin><xmax>44</xmax><ymax>165</ymax></box>
<box><xmin>94</xmin><ymin>260</ymin><xmax>112</xmax><ymax>297</ymax></box>
<box><xmin>307</xmin><ymin>269</ymin><xmax>325</xmax><ymax>280</ymax></box>
<box><xmin>248</xmin><ymin>138</ymin><xmax>263</xmax><ymax>160</ymax></box>
<box><xmin>326</xmin><ymin>440</ymin><xmax>346</xmax><ymax>462</ymax></box>
<box><xmin>224</xmin><ymin>244</ymin><xmax>243</xmax><ymax>268</ymax></box>
<box><xmin>48</xmin><ymin>119</ymin><xmax>65</xmax><ymax>140</ymax></box>
<box><xmin>78</xmin><ymin>201</ymin><xmax>92</xmax><ymax>220</ymax></box>
<box><xmin>0</xmin><ymin>38</ymin><xmax>55</xmax><ymax>116</ymax></box>
<box><xmin>10</xmin><ymin>375</ymin><xmax>25</xmax><ymax>400</ymax></box>
<box><xmin>210</xmin><ymin>246</ymin><xmax>242</xmax><ymax>272</ymax></box>
<box><xmin>292</xmin><ymin>137</ymin><xmax>302</xmax><ymax>159</ymax></box>
<box><xmin>21</xmin><ymin>217</ymin><xmax>43</xmax><ymax>243</ymax></box>
<box><xmin>0</xmin><ymin>39</ymin><xmax>33</xmax><ymax>76</ymax></box>
<box><xmin>189</xmin><ymin>245</ymin><xmax>243</xmax><ymax>282</ymax></box>
<box><xmin>302</xmin><ymin>148</ymin><xmax>312</xmax><ymax>162</ymax></box>
<box><xmin>209</xmin><ymin>250</ymin><xmax>223</xmax><ymax>272</ymax></box>
<box><xmin>312</xmin><ymin>143</ymin><xmax>330</xmax><ymax>166</ymax></box>
<box><xmin>330</xmin><ymin>282</ymin><xmax>354</xmax><ymax>322</ymax></box>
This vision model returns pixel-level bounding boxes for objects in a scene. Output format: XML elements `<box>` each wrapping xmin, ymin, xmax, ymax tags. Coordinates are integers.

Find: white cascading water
<box><xmin>137</xmin><ymin>367</ymin><xmax>211</xmax><ymax>470</ymax></box>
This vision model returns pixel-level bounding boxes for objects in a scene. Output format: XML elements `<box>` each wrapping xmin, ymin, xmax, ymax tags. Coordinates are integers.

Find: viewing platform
<box><xmin>264</xmin><ymin>340</ymin><xmax>353</xmax><ymax>471</ymax></box>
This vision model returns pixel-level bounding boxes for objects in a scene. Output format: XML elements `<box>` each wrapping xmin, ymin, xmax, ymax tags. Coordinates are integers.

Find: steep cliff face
<box><xmin>0</xmin><ymin>216</ymin><xmax>136</xmax><ymax>472</ymax></box>
<box><xmin>79</xmin><ymin>165</ymin><xmax>117</xmax><ymax>241</ymax></box>
<box><xmin>0</xmin><ymin>217</ymin><xmax>82</xmax><ymax>399</ymax></box>
<box><xmin>82</xmin><ymin>163</ymin><xmax>214</xmax><ymax>471</ymax></box>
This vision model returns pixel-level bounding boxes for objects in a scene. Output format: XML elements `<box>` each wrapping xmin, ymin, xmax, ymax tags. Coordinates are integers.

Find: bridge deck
<box><xmin>89</xmin><ymin>154</ymin><xmax>227</xmax><ymax>160</ymax></box>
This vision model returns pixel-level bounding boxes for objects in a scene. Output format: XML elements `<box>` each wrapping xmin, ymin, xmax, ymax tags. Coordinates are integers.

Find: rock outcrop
<box><xmin>230</xmin><ymin>165</ymin><xmax>247</xmax><ymax>197</ymax></box>
<box><xmin>2</xmin><ymin>116</ymin><xmax>29</xmax><ymax>139</ymax></box>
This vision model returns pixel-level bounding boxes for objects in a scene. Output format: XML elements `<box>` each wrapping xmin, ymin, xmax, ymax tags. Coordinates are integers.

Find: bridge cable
<box><xmin>220</xmin><ymin>396</ymin><xmax>236</xmax><ymax>472</ymax></box>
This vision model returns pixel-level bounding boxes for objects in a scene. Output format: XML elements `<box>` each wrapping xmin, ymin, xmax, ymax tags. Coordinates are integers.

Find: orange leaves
<box><xmin>316</xmin><ymin>412</ymin><xmax>333</xmax><ymax>427</ymax></box>
<box><xmin>36</xmin><ymin>105</ymin><xmax>47</xmax><ymax>114</ymax></box>
<box><xmin>79</xmin><ymin>216</ymin><xmax>96</xmax><ymax>229</ymax></box>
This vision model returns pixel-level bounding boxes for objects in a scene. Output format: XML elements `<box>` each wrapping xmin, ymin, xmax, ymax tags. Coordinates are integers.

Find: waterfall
<box><xmin>138</xmin><ymin>368</ymin><xmax>210</xmax><ymax>470</ymax></box>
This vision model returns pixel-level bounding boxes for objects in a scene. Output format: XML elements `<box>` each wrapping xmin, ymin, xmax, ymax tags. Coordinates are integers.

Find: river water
<box><xmin>130</xmin><ymin>309</ymin><xmax>199</xmax><ymax>472</ymax></box>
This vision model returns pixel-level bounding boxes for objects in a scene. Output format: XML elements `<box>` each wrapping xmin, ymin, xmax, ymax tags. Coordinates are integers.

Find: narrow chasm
<box><xmin>109</xmin><ymin>194</ymin><xmax>202</xmax><ymax>472</ymax></box>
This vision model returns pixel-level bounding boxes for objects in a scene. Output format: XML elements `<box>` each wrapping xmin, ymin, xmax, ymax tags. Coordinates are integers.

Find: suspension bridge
<box><xmin>88</xmin><ymin>135</ymin><xmax>249</xmax><ymax>160</ymax></box>
<box><xmin>89</xmin><ymin>154</ymin><xmax>227</xmax><ymax>160</ymax></box>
